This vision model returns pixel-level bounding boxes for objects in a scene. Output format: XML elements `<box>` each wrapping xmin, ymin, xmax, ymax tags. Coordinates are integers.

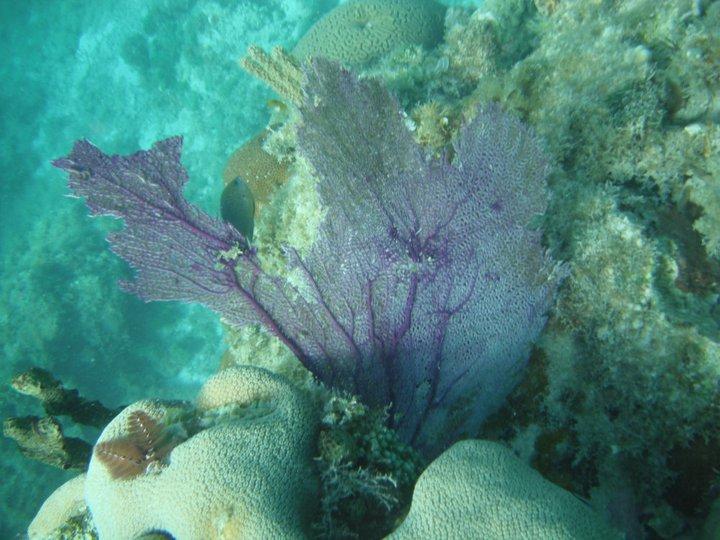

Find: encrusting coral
<box><xmin>222</xmin><ymin>130</ymin><xmax>290</xmax><ymax>213</ymax></box>
<box><xmin>84</xmin><ymin>366</ymin><xmax>319</xmax><ymax>539</ymax></box>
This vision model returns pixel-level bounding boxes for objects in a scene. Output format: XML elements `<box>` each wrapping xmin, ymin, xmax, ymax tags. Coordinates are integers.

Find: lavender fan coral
<box><xmin>54</xmin><ymin>59</ymin><xmax>562</xmax><ymax>458</ymax></box>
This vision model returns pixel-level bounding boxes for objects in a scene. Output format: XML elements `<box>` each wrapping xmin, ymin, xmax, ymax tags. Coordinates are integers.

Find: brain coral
<box><xmin>293</xmin><ymin>0</ymin><xmax>446</xmax><ymax>66</ymax></box>
<box><xmin>85</xmin><ymin>366</ymin><xmax>319</xmax><ymax>539</ymax></box>
<box><xmin>387</xmin><ymin>440</ymin><xmax>620</xmax><ymax>540</ymax></box>
<box><xmin>222</xmin><ymin>130</ymin><xmax>289</xmax><ymax>213</ymax></box>
<box><xmin>28</xmin><ymin>474</ymin><xmax>87</xmax><ymax>539</ymax></box>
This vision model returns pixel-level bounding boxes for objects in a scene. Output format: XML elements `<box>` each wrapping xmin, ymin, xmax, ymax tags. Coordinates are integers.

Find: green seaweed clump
<box><xmin>314</xmin><ymin>394</ymin><xmax>421</xmax><ymax>539</ymax></box>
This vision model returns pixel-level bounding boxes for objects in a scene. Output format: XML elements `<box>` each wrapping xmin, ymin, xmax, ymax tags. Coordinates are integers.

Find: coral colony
<box><xmin>54</xmin><ymin>59</ymin><xmax>562</xmax><ymax>458</ymax></box>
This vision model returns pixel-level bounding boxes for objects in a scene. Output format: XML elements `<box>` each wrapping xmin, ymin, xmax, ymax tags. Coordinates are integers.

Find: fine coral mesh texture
<box><xmin>54</xmin><ymin>59</ymin><xmax>561</xmax><ymax>458</ymax></box>
<box><xmin>295</xmin><ymin>59</ymin><xmax>559</xmax><ymax>454</ymax></box>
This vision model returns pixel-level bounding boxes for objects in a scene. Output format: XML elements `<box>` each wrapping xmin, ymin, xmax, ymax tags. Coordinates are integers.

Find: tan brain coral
<box><xmin>293</xmin><ymin>0</ymin><xmax>446</xmax><ymax>67</ymax></box>
<box><xmin>223</xmin><ymin>130</ymin><xmax>290</xmax><ymax>214</ymax></box>
<box><xmin>28</xmin><ymin>473</ymin><xmax>88</xmax><ymax>539</ymax></box>
<box><xmin>84</xmin><ymin>366</ymin><xmax>319</xmax><ymax>539</ymax></box>
<box><xmin>387</xmin><ymin>440</ymin><xmax>621</xmax><ymax>540</ymax></box>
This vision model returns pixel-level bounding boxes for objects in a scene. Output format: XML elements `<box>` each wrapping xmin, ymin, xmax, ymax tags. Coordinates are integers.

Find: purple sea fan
<box><xmin>54</xmin><ymin>59</ymin><xmax>563</xmax><ymax>458</ymax></box>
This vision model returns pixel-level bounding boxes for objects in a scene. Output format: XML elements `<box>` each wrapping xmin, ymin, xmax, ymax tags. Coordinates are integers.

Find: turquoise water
<box><xmin>0</xmin><ymin>1</ymin><xmax>334</xmax><ymax>534</ymax></box>
<box><xmin>2</xmin><ymin>0</ymin><xmax>719</xmax><ymax>538</ymax></box>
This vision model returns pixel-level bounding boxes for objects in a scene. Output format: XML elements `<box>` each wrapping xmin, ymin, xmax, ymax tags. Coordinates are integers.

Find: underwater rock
<box><xmin>220</xmin><ymin>177</ymin><xmax>255</xmax><ymax>240</ymax></box>
<box><xmin>85</xmin><ymin>366</ymin><xmax>319</xmax><ymax>539</ymax></box>
<box><xmin>387</xmin><ymin>440</ymin><xmax>621</xmax><ymax>540</ymax></box>
<box><xmin>293</xmin><ymin>0</ymin><xmax>446</xmax><ymax>67</ymax></box>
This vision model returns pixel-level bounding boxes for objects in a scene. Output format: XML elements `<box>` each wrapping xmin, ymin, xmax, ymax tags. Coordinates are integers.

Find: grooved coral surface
<box><xmin>222</xmin><ymin>130</ymin><xmax>289</xmax><ymax>210</ymax></box>
<box><xmin>28</xmin><ymin>474</ymin><xmax>87</xmax><ymax>540</ymax></box>
<box><xmin>85</xmin><ymin>367</ymin><xmax>319</xmax><ymax>539</ymax></box>
<box><xmin>293</xmin><ymin>0</ymin><xmax>446</xmax><ymax>66</ymax></box>
<box><xmin>387</xmin><ymin>440</ymin><xmax>621</xmax><ymax>540</ymax></box>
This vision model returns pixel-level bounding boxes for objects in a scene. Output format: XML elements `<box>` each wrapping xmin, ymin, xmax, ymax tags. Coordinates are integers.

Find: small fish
<box><xmin>267</xmin><ymin>98</ymin><xmax>287</xmax><ymax>113</ymax></box>
<box><xmin>221</xmin><ymin>176</ymin><xmax>255</xmax><ymax>241</ymax></box>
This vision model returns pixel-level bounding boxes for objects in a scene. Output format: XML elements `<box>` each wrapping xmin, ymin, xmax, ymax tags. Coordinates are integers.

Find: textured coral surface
<box><xmin>388</xmin><ymin>440</ymin><xmax>621</xmax><ymax>539</ymax></box>
<box><xmin>294</xmin><ymin>0</ymin><xmax>446</xmax><ymax>66</ymax></box>
<box><xmin>55</xmin><ymin>59</ymin><xmax>562</xmax><ymax>460</ymax></box>
<box><xmin>85</xmin><ymin>367</ymin><xmax>319</xmax><ymax>539</ymax></box>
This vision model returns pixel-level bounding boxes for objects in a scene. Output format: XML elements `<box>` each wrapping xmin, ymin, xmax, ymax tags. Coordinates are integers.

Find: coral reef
<box><xmin>256</xmin><ymin>0</ymin><xmax>720</xmax><ymax>534</ymax></box>
<box><xmin>293</xmin><ymin>0</ymin><xmax>446</xmax><ymax>67</ymax></box>
<box><xmin>396</xmin><ymin>0</ymin><xmax>720</xmax><ymax>535</ymax></box>
<box><xmin>85</xmin><ymin>366</ymin><xmax>319</xmax><ymax>539</ymax></box>
<box><xmin>17</xmin><ymin>0</ymin><xmax>720</xmax><ymax>537</ymax></box>
<box><xmin>499</xmin><ymin>2</ymin><xmax>720</xmax><ymax>532</ymax></box>
<box><xmin>388</xmin><ymin>440</ymin><xmax>620</xmax><ymax>539</ymax></box>
<box><xmin>54</xmin><ymin>58</ymin><xmax>562</xmax><ymax>459</ymax></box>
